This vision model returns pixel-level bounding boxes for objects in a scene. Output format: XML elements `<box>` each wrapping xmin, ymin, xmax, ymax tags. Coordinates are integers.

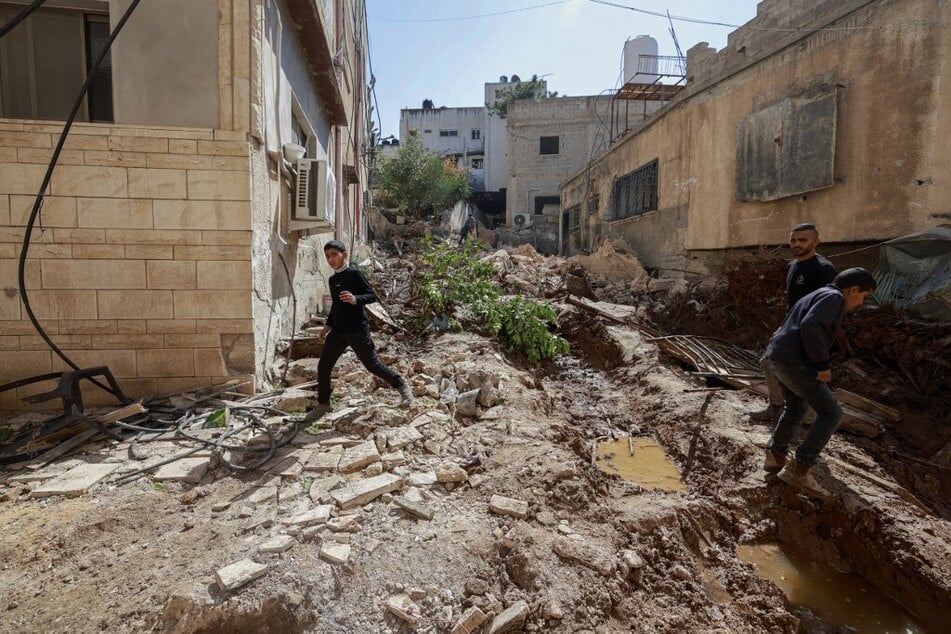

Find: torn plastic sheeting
<box><xmin>876</xmin><ymin>227</ymin><xmax>951</xmax><ymax>321</ymax></box>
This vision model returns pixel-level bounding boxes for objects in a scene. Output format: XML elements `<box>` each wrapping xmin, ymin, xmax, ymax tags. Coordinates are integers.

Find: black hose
<box><xmin>17</xmin><ymin>0</ymin><xmax>143</xmax><ymax>399</ymax></box>
<box><xmin>0</xmin><ymin>0</ymin><xmax>46</xmax><ymax>40</ymax></box>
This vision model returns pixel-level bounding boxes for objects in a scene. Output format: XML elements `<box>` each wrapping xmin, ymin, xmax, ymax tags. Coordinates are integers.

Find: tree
<box><xmin>373</xmin><ymin>132</ymin><xmax>470</xmax><ymax>221</ymax></box>
<box><xmin>487</xmin><ymin>74</ymin><xmax>559</xmax><ymax>118</ymax></box>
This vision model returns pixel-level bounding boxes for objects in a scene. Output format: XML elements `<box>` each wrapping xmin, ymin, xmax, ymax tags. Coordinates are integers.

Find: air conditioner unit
<box><xmin>513</xmin><ymin>213</ymin><xmax>533</xmax><ymax>229</ymax></box>
<box><xmin>291</xmin><ymin>158</ymin><xmax>335</xmax><ymax>231</ymax></box>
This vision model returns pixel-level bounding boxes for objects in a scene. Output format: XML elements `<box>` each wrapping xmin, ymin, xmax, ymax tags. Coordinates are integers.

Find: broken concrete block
<box><xmin>30</xmin><ymin>463</ymin><xmax>119</xmax><ymax>498</ymax></box>
<box><xmin>455</xmin><ymin>389</ymin><xmax>480</xmax><ymax>417</ymax></box>
<box><xmin>259</xmin><ymin>535</ymin><xmax>296</xmax><ymax>553</ymax></box>
<box><xmin>331</xmin><ymin>473</ymin><xmax>403</xmax><ymax>510</ymax></box>
<box><xmin>364</xmin><ymin>463</ymin><xmax>383</xmax><ymax>476</ymax></box>
<box><xmin>247</xmin><ymin>485</ymin><xmax>278</xmax><ymax>505</ymax></box>
<box><xmin>451</xmin><ymin>606</ymin><xmax>487</xmax><ymax>634</ymax></box>
<box><xmin>435</xmin><ymin>463</ymin><xmax>467</xmax><ymax>483</ymax></box>
<box><xmin>326</xmin><ymin>515</ymin><xmax>360</xmax><ymax>532</ymax></box>
<box><xmin>337</xmin><ymin>440</ymin><xmax>380</xmax><ymax>474</ymax></box>
<box><xmin>383</xmin><ymin>426</ymin><xmax>423</xmax><ymax>451</ymax></box>
<box><xmin>308</xmin><ymin>474</ymin><xmax>344</xmax><ymax>504</ymax></box>
<box><xmin>488</xmin><ymin>495</ymin><xmax>528</xmax><ymax>520</ymax></box>
<box><xmin>319</xmin><ymin>542</ymin><xmax>351</xmax><ymax>564</ymax></box>
<box><xmin>384</xmin><ymin>594</ymin><xmax>422</xmax><ymax>627</ymax></box>
<box><xmin>553</xmin><ymin>537</ymin><xmax>614</xmax><ymax>576</ymax></box>
<box><xmin>393</xmin><ymin>496</ymin><xmax>434</xmax><ymax>520</ymax></box>
<box><xmin>408</xmin><ymin>471</ymin><xmax>437</xmax><ymax>487</ymax></box>
<box><xmin>215</xmin><ymin>559</ymin><xmax>267</xmax><ymax>591</ymax></box>
<box><xmin>488</xmin><ymin>600</ymin><xmax>529</xmax><ymax>634</ymax></box>
<box><xmin>304</xmin><ymin>447</ymin><xmax>342</xmax><ymax>472</ymax></box>
<box><xmin>284</xmin><ymin>504</ymin><xmax>333</xmax><ymax>527</ymax></box>
<box><xmin>622</xmin><ymin>549</ymin><xmax>646</xmax><ymax>571</ymax></box>
<box><xmin>325</xmin><ymin>406</ymin><xmax>361</xmax><ymax>425</ymax></box>
<box><xmin>273</xmin><ymin>389</ymin><xmax>317</xmax><ymax>413</ymax></box>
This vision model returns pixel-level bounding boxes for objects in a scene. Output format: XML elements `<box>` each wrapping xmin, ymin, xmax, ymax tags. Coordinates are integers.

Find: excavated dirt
<box><xmin>1</xmin><ymin>245</ymin><xmax>948</xmax><ymax>633</ymax></box>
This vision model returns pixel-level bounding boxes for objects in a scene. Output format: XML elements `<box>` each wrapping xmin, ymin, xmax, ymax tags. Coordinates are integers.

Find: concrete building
<box><xmin>0</xmin><ymin>0</ymin><xmax>372</xmax><ymax>410</ymax></box>
<box><xmin>561</xmin><ymin>0</ymin><xmax>951</xmax><ymax>273</ymax></box>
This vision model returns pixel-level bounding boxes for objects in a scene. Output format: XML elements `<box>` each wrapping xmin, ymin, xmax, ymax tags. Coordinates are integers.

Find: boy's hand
<box><xmin>340</xmin><ymin>291</ymin><xmax>356</xmax><ymax>305</ymax></box>
<box><xmin>816</xmin><ymin>369</ymin><xmax>832</xmax><ymax>382</ymax></box>
<box><xmin>319</xmin><ymin>326</ymin><xmax>330</xmax><ymax>339</ymax></box>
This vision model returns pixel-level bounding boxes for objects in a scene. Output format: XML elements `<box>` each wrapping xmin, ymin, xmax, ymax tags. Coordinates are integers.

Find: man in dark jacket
<box><xmin>305</xmin><ymin>240</ymin><xmax>413</xmax><ymax>420</ymax></box>
<box><xmin>763</xmin><ymin>268</ymin><xmax>876</xmax><ymax>497</ymax></box>
<box><xmin>751</xmin><ymin>223</ymin><xmax>838</xmax><ymax>422</ymax></box>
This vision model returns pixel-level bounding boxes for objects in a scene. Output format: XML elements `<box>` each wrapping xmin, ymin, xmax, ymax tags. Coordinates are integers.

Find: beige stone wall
<box><xmin>562</xmin><ymin>0</ymin><xmax>949</xmax><ymax>271</ymax></box>
<box><xmin>0</xmin><ymin>121</ymin><xmax>253</xmax><ymax>410</ymax></box>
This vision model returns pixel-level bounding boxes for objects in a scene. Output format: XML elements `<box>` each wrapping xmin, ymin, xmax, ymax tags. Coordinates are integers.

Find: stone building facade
<box><xmin>561</xmin><ymin>0</ymin><xmax>951</xmax><ymax>272</ymax></box>
<box><xmin>0</xmin><ymin>0</ymin><xmax>371</xmax><ymax>410</ymax></box>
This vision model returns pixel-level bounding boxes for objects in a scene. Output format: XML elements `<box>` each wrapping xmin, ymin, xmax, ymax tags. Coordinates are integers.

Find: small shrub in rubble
<box><xmin>413</xmin><ymin>236</ymin><xmax>569</xmax><ymax>363</ymax></box>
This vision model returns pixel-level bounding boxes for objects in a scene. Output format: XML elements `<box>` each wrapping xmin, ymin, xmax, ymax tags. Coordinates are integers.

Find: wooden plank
<box><xmin>836</xmin><ymin>389</ymin><xmax>901</xmax><ymax>423</ymax></box>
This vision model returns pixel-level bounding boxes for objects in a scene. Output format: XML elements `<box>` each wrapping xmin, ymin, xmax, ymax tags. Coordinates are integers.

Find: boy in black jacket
<box><xmin>763</xmin><ymin>267</ymin><xmax>876</xmax><ymax>497</ymax></box>
<box><xmin>305</xmin><ymin>240</ymin><xmax>412</xmax><ymax>420</ymax></box>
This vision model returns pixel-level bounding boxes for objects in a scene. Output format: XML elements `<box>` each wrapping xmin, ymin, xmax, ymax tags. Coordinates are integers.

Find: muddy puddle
<box><xmin>595</xmin><ymin>436</ymin><xmax>686</xmax><ymax>492</ymax></box>
<box><xmin>737</xmin><ymin>543</ymin><xmax>926</xmax><ymax>633</ymax></box>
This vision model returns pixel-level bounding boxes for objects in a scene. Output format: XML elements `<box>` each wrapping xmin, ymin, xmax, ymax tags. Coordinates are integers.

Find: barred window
<box><xmin>613</xmin><ymin>160</ymin><xmax>658</xmax><ymax>219</ymax></box>
<box><xmin>567</xmin><ymin>205</ymin><xmax>582</xmax><ymax>231</ymax></box>
<box><xmin>587</xmin><ymin>194</ymin><xmax>600</xmax><ymax>214</ymax></box>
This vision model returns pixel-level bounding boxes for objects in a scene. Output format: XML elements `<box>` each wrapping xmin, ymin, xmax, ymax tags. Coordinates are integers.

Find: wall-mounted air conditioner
<box><xmin>513</xmin><ymin>212</ymin><xmax>533</xmax><ymax>229</ymax></box>
<box><xmin>290</xmin><ymin>158</ymin><xmax>335</xmax><ymax>231</ymax></box>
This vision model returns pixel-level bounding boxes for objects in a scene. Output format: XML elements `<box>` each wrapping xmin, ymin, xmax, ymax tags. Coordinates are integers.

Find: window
<box><xmin>540</xmin><ymin>136</ymin><xmax>559</xmax><ymax>155</ymax></box>
<box><xmin>567</xmin><ymin>204</ymin><xmax>581</xmax><ymax>231</ymax></box>
<box><xmin>0</xmin><ymin>6</ymin><xmax>113</xmax><ymax>122</ymax></box>
<box><xmin>613</xmin><ymin>159</ymin><xmax>658</xmax><ymax>219</ymax></box>
<box><xmin>534</xmin><ymin>195</ymin><xmax>560</xmax><ymax>215</ymax></box>
<box><xmin>423</xmin><ymin>129</ymin><xmax>432</xmax><ymax>134</ymax></box>
<box><xmin>439</xmin><ymin>129</ymin><xmax>458</xmax><ymax>137</ymax></box>
<box><xmin>470</xmin><ymin>158</ymin><xmax>483</xmax><ymax>169</ymax></box>
<box><xmin>587</xmin><ymin>194</ymin><xmax>600</xmax><ymax>214</ymax></box>
<box><xmin>471</xmin><ymin>129</ymin><xmax>481</xmax><ymax>140</ymax></box>
<box><xmin>291</xmin><ymin>112</ymin><xmax>309</xmax><ymax>151</ymax></box>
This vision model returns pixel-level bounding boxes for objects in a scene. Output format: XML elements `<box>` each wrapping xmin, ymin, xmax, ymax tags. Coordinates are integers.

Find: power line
<box><xmin>369</xmin><ymin>0</ymin><xmax>570</xmax><ymax>23</ymax></box>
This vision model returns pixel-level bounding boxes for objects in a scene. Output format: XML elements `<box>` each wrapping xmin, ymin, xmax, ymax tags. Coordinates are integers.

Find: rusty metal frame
<box><xmin>648</xmin><ymin>334</ymin><xmax>763</xmax><ymax>380</ymax></box>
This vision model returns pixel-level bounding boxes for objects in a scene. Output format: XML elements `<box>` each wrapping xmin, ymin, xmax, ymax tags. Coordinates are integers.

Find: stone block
<box><xmin>408</xmin><ymin>472</ymin><xmax>437</xmax><ymax>487</ymax></box>
<box><xmin>186</xmin><ymin>170</ymin><xmax>249</xmax><ymax>201</ymax></box>
<box><xmin>84</xmin><ymin>150</ymin><xmax>147</xmax><ymax>168</ymax></box>
<box><xmin>435</xmin><ymin>463</ymin><xmax>468</xmax><ymax>483</ymax></box>
<box><xmin>51</xmin><ymin>349</ymin><xmax>137</xmax><ymax>378</ymax></box>
<box><xmin>331</xmin><ymin>473</ymin><xmax>403</xmax><ymax>510</ymax></box>
<box><xmin>77</xmin><ymin>198</ymin><xmax>153</xmax><ymax>229</ymax></box>
<box><xmin>9</xmin><ymin>195</ymin><xmax>77</xmax><ymax>228</ymax></box>
<box><xmin>308</xmin><ymin>474</ymin><xmax>345</xmax><ymax>504</ymax></box>
<box><xmin>168</xmin><ymin>139</ymin><xmax>198</xmax><ymax>154</ymax></box>
<box><xmin>194</xmin><ymin>318</ymin><xmax>253</xmax><ymax>334</ymax></box>
<box><xmin>58</xmin><ymin>320</ymin><xmax>117</xmax><ymax>335</ymax></box>
<box><xmin>259</xmin><ymin>534</ymin><xmax>295</xmax><ymax>553</ymax></box>
<box><xmin>384</xmin><ymin>594</ymin><xmax>422</xmax><ymax>627</ymax></box>
<box><xmin>305</xmin><ymin>447</ymin><xmax>342</xmax><ymax>473</ymax></box>
<box><xmin>174</xmin><ymin>245</ymin><xmax>250</xmax><ymax>260</ymax></box>
<box><xmin>106</xmin><ymin>229</ymin><xmax>201</xmax><ymax>246</ymax></box>
<box><xmin>62</xmin><ymin>134</ymin><xmax>109</xmax><ymax>151</ymax></box>
<box><xmin>553</xmin><ymin>537</ymin><xmax>614</xmax><ymax>576</ymax></box>
<box><xmin>197</xmin><ymin>140</ymin><xmax>249</xmax><ymax>156</ymax></box>
<box><xmin>337</xmin><ymin>441</ymin><xmax>381</xmax><ymax>474</ymax></box>
<box><xmin>132</xmin><ymin>245</ymin><xmax>174</xmax><ymax>259</ymax></box>
<box><xmin>488</xmin><ymin>601</ymin><xmax>529</xmax><ymax>634</ymax></box>
<box><xmin>381</xmin><ymin>450</ymin><xmax>406</xmax><ymax>469</ymax></box>
<box><xmin>90</xmin><ymin>334</ymin><xmax>164</xmax><ymax>349</ymax></box>
<box><xmin>137</xmin><ymin>349</ymin><xmax>196</xmax><ymax>377</ymax></box>
<box><xmin>173</xmin><ymin>290</ymin><xmax>251</xmax><ymax>319</ymax></box>
<box><xmin>147</xmin><ymin>260</ymin><xmax>197</xmax><ymax>290</ymax></box>
<box><xmin>153</xmin><ymin>458</ymin><xmax>210</xmax><ymax>484</ymax></box>
<box><xmin>51</xmin><ymin>166</ymin><xmax>127</xmax><ymax>198</ymax></box>
<box><xmin>383</xmin><ymin>426</ymin><xmax>423</xmax><ymax>450</ymax></box>
<box><xmin>0</xmin><ymin>164</ymin><xmax>53</xmax><ymax>195</ymax></box>
<box><xmin>71</xmin><ymin>244</ymin><xmax>126</xmax><ymax>259</ymax></box>
<box><xmin>41</xmin><ymin>259</ymin><xmax>145</xmax><ymax>289</ymax></box>
<box><xmin>192</xmin><ymin>348</ymin><xmax>226</xmax><ymax>376</ymax></box>
<box><xmin>108</xmin><ymin>136</ymin><xmax>169</xmax><ymax>153</ymax></box>
<box><xmin>393</xmin><ymin>495</ymin><xmax>434</xmax><ymax>520</ymax></box>
<box><xmin>215</xmin><ymin>558</ymin><xmax>267</xmax><ymax>591</ymax></box>
<box><xmin>146</xmin><ymin>319</ymin><xmax>197</xmax><ymax>334</ymax></box>
<box><xmin>199</xmin><ymin>231</ymin><xmax>250</xmax><ymax>247</ymax></box>
<box><xmin>145</xmin><ymin>153</ymin><xmax>212</xmax><ymax>170</ymax></box>
<box><xmin>128</xmin><ymin>168</ymin><xmax>187</xmax><ymax>199</ymax></box>
<box><xmin>52</xmin><ymin>228</ymin><xmax>105</xmax><ymax>244</ymax></box>
<box><xmin>117</xmin><ymin>320</ymin><xmax>147</xmax><ymax>334</ymax></box>
<box><xmin>451</xmin><ymin>607</ymin><xmax>487</xmax><ymax>634</ymax></box>
<box><xmin>0</xmin><ymin>130</ymin><xmax>50</xmax><ymax>147</ymax></box>
<box><xmin>16</xmin><ymin>147</ymin><xmax>84</xmax><ymax>165</ymax></box>
<box><xmin>153</xmin><ymin>199</ymin><xmax>251</xmax><ymax>231</ymax></box>
<box><xmin>29</xmin><ymin>290</ymin><xmax>99</xmax><ymax>320</ymax></box>
<box><xmin>489</xmin><ymin>495</ymin><xmax>528</xmax><ymax>519</ymax></box>
<box><xmin>319</xmin><ymin>542</ymin><xmax>350</xmax><ymax>565</ymax></box>
<box><xmin>164</xmin><ymin>333</ymin><xmax>219</xmax><ymax>348</ymax></box>
<box><xmin>284</xmin><ymin>504</ymin><xmax>333</xmax><ymax>527</ymax></box>
<box><xmin>30</xmin><ymin>463</ymin><xmax>119</xmax><ymax>498</ymax></box>
<box><xmin>98</xmin><ymin>290</ymin><xmax>174</xmax><ymax>319</ymax></box>
<box><xmin>196</xmin><ymin>261</ymin><xmax>252</xmax><ymax>289</ymax></box>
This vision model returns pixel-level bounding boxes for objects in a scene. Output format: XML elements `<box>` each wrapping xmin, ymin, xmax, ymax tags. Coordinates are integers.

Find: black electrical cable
<box><xmin>0</xmin><ymin>0</ymin><xmax>46</xmax><ymax>40</ymax></box>
<box><xmin>17</xmin><ymin>0</ymin><xmax>143</xmax><ymax>402</ymax></box>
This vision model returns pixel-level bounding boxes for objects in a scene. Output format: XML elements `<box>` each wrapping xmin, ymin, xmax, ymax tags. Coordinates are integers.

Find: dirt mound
<box><xmin>558</xmin><ymin>307</ymin><xmax>626</xmax><ymax>371</ymax></box>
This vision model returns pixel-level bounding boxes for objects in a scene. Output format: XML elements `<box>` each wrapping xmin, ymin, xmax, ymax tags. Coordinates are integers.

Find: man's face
<box><xmin>789</xmin><ymin>230</ymin><xmax>819</xmax><ymax>258</ymax></box>
<box><xmin>843</xmin><ymin>287</ymin><xmax>872</xmax><ymax>311</ymax></box>
<box><xmin>324</xmin><ymin>248</ymin><xmax>347</xmax><ymax>270</ymax></box>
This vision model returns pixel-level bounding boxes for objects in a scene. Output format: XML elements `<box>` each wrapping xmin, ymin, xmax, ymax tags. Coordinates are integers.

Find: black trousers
<box><xmin>317</xmin><ymin>328</ymin><xmax>403</xmax><ymax>403</ymax></box>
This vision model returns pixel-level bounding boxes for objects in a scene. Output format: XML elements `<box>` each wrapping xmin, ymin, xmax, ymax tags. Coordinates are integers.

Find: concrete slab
<box><xmin>215</xmin><ymin>558</ymin><xmax>267</xmax><ymax>591</ymax></box>
<box><xmin>152</xmin><ymin>458</ymin><xmax>210</xmax><ymax>484</ymax></box>
<box><xmin>331</xmin><ymin>473</ymin><xmax>403</xmax><ymax>510</ymax></box>
<box><xmin>337</xmin><ymin>440</ymin><xmax>380</xmax><ymax>474</ymax></box>
<box><xmin>384</xmin><ymin>426</ymin><xmax>423</xmax><ymax>450</ymax></box>
<box><xmin>319</xmin><ymin>541</ymin><xmax>351</xmax><ymax>564</ymax></box>
<box><xmin>30</xmin><ymin>463</ymin><xmax>119</xmax><ymax>498</ymax></box>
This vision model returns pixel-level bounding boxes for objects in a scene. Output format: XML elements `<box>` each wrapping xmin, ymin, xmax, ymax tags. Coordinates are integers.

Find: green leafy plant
<box><xmin>203</xmin><ymin>408</ymin><xmax>227</xmax><ymax>429</ymax></box>
<box><xmin>0</xmin><ymin>427</ymin><xmax>13</xmax><ymax>443</ymax></box>
<box><xmin>373</xmin><ymin>132</ymin><xmax>470</xmax><ymax>220</ymax></box>
<box><xmin>412</xmin><ymin>238</ymin><xmax>569</xmax><ymax>364</ymax></box>
<box><xmin>149</xmin><ymin>481</ymin><xmax>165</xmax><ymax>491</ymax></box>
<box><xmin>487</xmin><ymin>75</ymin><xmax>559</xmax><ymax>118</ymax></box>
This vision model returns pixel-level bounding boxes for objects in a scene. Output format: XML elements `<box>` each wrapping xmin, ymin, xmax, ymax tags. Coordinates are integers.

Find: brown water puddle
<box><xmin>595</xmin><ymin>437</ymin><xmax>685</xmax><ymax>492</ymax></box>
<box><xmin>737</xmin><ymin>543</ymin><xmax>925</xmax><ymax>633</ymax></box>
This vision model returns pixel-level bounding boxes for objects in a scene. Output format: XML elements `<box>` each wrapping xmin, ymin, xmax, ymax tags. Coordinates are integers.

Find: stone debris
<box><xmin>384</xmin><ymin>594</ymin><xmax>422</xmax><ymax>627</ymax></box>
<box><xmin>451</xmin><ymin>606</ymin><xmax>487</xmax><ymax>634</ymax></box>
<box><xmin>272</xmin><ymin>389</ymin><xmax>317</xmax><ymax>413</ymax></box>
<box><xmin>553</xmin><ymin>537</ymin><xmax>614</xmax><ymax>576</ymax></box>
<box><xmin>324</xmin><ymin>406</ymin><xmax>361</xmax><ymax>425</ymax></box>
<box><xmin>258</xmin><ymin>535</ymin><xmax>296</xmax><ymax>553</ymax></box>
<box><xmin>326</xmin><ymin>515</ymin><xmax>360</xmax><ymax>532</ymax></box>
<box><xmin>284</xmin><ymin>504</ymin><xmax>333</xmax><ymax>527</ymax></box>
<box><xmin>247</xmin><ymin>485</ymin><xmax>278</xmax><ymax>505</ymax></box>
<box><xmin>488</xmin><ymin>600</ymin><xmax>529</xmax><ymax>634</ymax></box>
<box><xmin>337</xmin><ymin>440</ymin><xmax>381</xmax><ymax>474</ymax></box>
<box><xmin>30</xmin><ymin>463</ymin><xmax>120</xmax><ymax>498</ymax></box>
<box><xmin>393</xmin><ymin>495</ymin><xmax>434</xmax><ymax>520</ymax></box>
<box><xmin>215</xmin><ymin>559</ymin><xmax>267</xmax><ymax>592</ymax></box>
<box><xmin>381</xmin><ymin>450</ymin><xmax>406</xmax><ymax>468</ymax></box>
<box><xmin>319</xmin><ymin>542</ymin><xmax>351</xmax><ymax>565</ymax></box>
<box><xmin>383</xmin><ymin>426</ymin><xmax>423</xmax><ymax>450</ymax></box>
<box><xmin>331</xmin><ymin>473</ymin><xmax>403</xmax><ymax>510</ymax></box>
<box><xmin>308</xmin><ymin>474</ymin><xmax>345</xmax><ymax>504</ymax></box>
<box><xmin>409</xmin><ymin>471</ymin><xmax>438</xmax><ymax>487</ymax></box>
<box><xmin>305</xmin><ymin>446</ymin><xmax>343</xmax><ymax>472</ymax></box>
<box><xmin>488</xmin><ymin>495</ymin><xmax>528</xmax><ymax>520</ymax></box>
<box><xmin>435</xmin><ymin>463</ymin><xmax>468</xmax><ymax>483</ymax></box>
<box><xmin>621</xmin><ymin>548</ymin><xmax>646</xmax><ymax>571</ymax></box>
<box><xmin>455</xmin><ymin>389</ymin><xmax>481</xmax><ymax>417</ymax></box>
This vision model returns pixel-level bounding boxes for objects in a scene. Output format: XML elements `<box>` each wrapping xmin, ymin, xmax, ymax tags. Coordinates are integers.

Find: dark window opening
<box><xmin>471</xmin><ymin>129</ymin><xmax>481</xmax><ymax>140</ymax></box>
<box><xmin>612</xmin><ymin>159</ymin><xmax>658</xmax><ymax>219</ymax></box>
<box><xmin>534</xmin><ymin>195</ymin><xmax>560</xmax><ymax>215</ymax></box>
<box><xmin>567</xmin><ymin>204</ymin><xmax>581</xmax><ymax>230</ymax></box>
<box><xmin>587</xmin><ymin>194</ymin><xmax>600</xmax><ymax>214</ymax></box>
<box><xmin>84</xmin><ymin>15</ymin><xmax>112</xmax><ymax>122</ymax></box>
<box><xmin>439</xmin><ymin>129</ymin><xmax>458</xmax><ymax>137</ymax></box>
<box><xmin>539</xmin><ymin>136</ymin><xmax>559</xmax><ymax>155</ymax></box>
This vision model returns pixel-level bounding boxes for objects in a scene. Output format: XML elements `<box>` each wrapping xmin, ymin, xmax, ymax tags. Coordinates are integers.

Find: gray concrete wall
<box><xmin>110</xmin><ymin>0</ymin><xmax>219</xmax><ymax>128</ymax></box>
<box><xmin>400</xmin><ymin>107</ymin><xmax>485</xmax><ymax>158</ymax></box>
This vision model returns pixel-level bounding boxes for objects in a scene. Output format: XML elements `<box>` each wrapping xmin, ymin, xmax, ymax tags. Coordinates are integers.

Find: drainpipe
<box><xmin>333</xmin><ymin>0</ymin><xmax>344</xmax><ymax>240</ymax></box>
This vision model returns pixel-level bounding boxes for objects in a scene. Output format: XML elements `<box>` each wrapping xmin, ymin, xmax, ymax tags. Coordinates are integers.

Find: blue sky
<box><xmin>366</xmin><ymin>0</ymin><xmax>760</xmax><ymax>137</ymax></box>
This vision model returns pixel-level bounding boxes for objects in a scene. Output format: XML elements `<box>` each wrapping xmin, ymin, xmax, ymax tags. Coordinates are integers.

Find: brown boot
<box><xmin>763</xmin><ymin>449</ymin><xmax>787</xmax><ymax>474</ymax></box>
<box><xmin>777</xmin><ymin>460</ymin><xmax>829</xmax><ymax>498</ymax></box>
<box><xmin>750</xmin><ymin>403</ymin><xmax>781</xmax><ymax>422</ymax></box>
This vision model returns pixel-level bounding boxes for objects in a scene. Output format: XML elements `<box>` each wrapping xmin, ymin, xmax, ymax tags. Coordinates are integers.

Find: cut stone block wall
<box><xmin>0</xmin><ymin>121</ymin><xmax>254</xmax><ymax>410</ymax></box>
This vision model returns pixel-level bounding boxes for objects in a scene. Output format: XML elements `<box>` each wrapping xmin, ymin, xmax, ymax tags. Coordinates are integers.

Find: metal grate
<box><xmin>612</xmin><ymin>159</ymin><xmax>658</xmax><ymax>220</ymax></box>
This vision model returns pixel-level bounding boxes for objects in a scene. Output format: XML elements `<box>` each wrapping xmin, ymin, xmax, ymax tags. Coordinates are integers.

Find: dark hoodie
<box><xmin>327</xmin><ymin>266</ymin><xmax>377</xmax><ymax>333</ymax></box>
<box><xmin>766</xmin><ymin>284</ymin><xmax>844</xmax><ymax>373</ymax></box>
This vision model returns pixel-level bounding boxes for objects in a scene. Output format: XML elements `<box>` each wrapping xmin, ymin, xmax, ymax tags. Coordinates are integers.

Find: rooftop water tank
<box><xmin>623</xmin><ymin>35</ymin><xmax>659</xmax><ymax>84</ymax></box>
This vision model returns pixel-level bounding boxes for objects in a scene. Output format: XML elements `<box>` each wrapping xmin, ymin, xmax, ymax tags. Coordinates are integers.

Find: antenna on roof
<box><xmin>667</xmin><ymin>10</ymin><xmax>686</xmax><ymax>74</ymax></box>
